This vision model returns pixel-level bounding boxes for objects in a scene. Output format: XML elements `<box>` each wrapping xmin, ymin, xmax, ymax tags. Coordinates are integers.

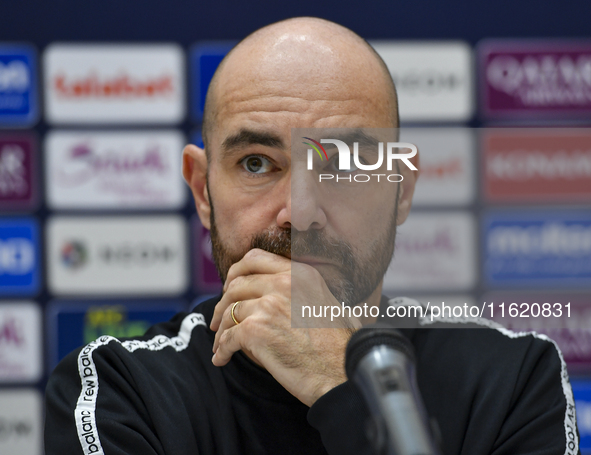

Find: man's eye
<box><xmin>241</xmin><ymin>155</ymin><xmax>274</xmax><ymax>174</ymax></box>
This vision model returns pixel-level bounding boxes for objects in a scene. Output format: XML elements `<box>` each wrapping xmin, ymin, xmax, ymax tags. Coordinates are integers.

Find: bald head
<box><xmin>201</xmin><ymin>17</ymin><xmax>398</xmax><ymax>153</ymax></box>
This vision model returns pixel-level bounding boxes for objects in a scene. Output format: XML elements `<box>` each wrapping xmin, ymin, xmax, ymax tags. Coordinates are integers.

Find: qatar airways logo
<box><xmin>303</xmin><ymin>137</ymin><xmax>418</xmax><ymax>182</ymax></box>
<box><xmin>0</xmin><ymin>143</ymin><xmax>29</xmax><ymax>198</ymax></box>
<box><xmin>487</xmin><ymin>54</ymin><xmax>591</xmax><ymax>97</ymax></box>
<box><xmin>481</xmin><ymin>43</ymin><xmax>591</xmax><ymax>116</ymax></box>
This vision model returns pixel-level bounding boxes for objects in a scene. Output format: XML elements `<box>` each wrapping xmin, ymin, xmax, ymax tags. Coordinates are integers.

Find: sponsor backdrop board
<box><xmin>572</xmin><ymin>381</ymin><xmax>591</xmax><ymax>453</ymax></box>
<box><xmin>400</xmin><ymin>128</ymin><xmax>475</xmax><ymax>206</ymax></box>
<box><xmin>0</xmin><ymin>218</ymin><xmax>40</xmax><ymax>296</ymax></box>
<box><xmin>483</xmin><ymin>210</ymin><xmax>591</xmax><ymax>288</ymax></box>
<box><xmin>483</xmin><ymin>292</ymin><xmax>591</xmax><ymax>373</ymax></box>
<box><xmin>383</xmin><ymin>211</ymin><xmax>477</xmax><ymax>292</ymax></box>
<box><xmin>46</xmin><ymin>300</ymin><xmax>187</xmax><ymax>368</ymax></box>
<box><xmin>192</xmin><ymin>42</ymin><xmax>476</xmax><ymax>124</ymax></box>
<box><xmin>370</xmin><ymin>41</ymin><xmax>474</xmax><ymax>122</ymax></box>
<box><xmin>0</xmin><ymin>134</ymin><xmax>37</xmax><ymax>210</ymax></box>
<box><xmin>480</xmin><ymin>40</ymin><xmax>591</xmax><ymax>120</ymax></box>
<box><xmin>190</xmin><ymin>42</ymin><xmax>236</xmax><ymax>121</ymax></box>
<box><xmin>483</xmin><ymin>129</ymin><xmax>591</xmax><ymax>204</ymax></box>
<box><xmin>0</xmin><ymin>8</ymin><xmax>590</xmax><ymax>447</ymax></box>
<box><xmin>191</xmin><ymin>130</ymin><xmax>204</xmax><ymax>149</ymax></box>
<box><xmin>45</xmin><ymin>130</ymin><xmax>186</xmax><ymax>210</ymax></box>
<box><xmin>0</xmin><ymin>302</ymin><xmax>42</xmax><ymax>383</ymax></box>
<box><xmin>0</xmin><ymin>44</ymin><xmax>38</xmax><ymax>127</ymax></box>
<box><xmin>191</xmin><ymin>215</ymin><xmax>222</xmax><ymax>293</ymax></box>
<box><xmin>0</xmin><ymin>389</ymin><xmax>43</xmax><ymax>455</ymax></box>
<box><xmin>44</xmin><ymin>44</ymin><xmax>185</xmax><ymax>124</ymax></box>
<box><xmin>47</xmin><ymin>216</ymin><xmax>188</xmax><ymax>295</ymax></box>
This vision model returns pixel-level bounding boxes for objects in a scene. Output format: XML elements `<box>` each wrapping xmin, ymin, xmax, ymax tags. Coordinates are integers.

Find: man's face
<box><xmin>209</xmin><ymin>182</ymin><xmax>398</xmax><ymax>306</ymax></box>
<box><xmin>193</xmin><ymin>33</ymin><xmax>415</xmax><ymax>306</ymax></box>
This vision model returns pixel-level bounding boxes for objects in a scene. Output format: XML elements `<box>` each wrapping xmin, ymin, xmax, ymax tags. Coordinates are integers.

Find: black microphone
<box><xmin>345</xmin><ymin>326</ymin><xmax>440</xmax><ymax>455</ymax></box>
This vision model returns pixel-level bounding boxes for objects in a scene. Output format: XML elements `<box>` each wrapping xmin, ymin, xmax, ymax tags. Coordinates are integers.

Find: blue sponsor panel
<box><xmin>0</xmin><ymin>218</ymin><xmax>40</xmax><ymax>295</ymax></box>
<box><xmin>483</xmin><ymin>210</ymin><xmax>591</xmax><ymax>288</ymax></box>
<box><xmin>191</xmin><ymin>130</ymin><xmax>204</xmax><ymax>148</ymax></box>
<box><xmin>190</xmin><ymin>42</ymin><xmax>236</xmax><ymax>122</ymax></box>
<box><xmin>46</xmin><ymin>300</ymin><xmax>187</xmax><ymax>370</ymax></box>
<box><xmin>572</xmin><ymin>380</ymin><xmax>591</xmax><ymax>453</ymax></box>
<box><xmin>0</xmin><ymin>45</ymin><xmax>38</xmax><ymax>126</ymax></box>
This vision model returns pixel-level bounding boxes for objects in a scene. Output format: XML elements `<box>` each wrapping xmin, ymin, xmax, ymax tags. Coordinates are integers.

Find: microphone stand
<box><xmin>346</xmin><ymin>326</ymin><xmax>441</xmax><ymax>455</ymax></box>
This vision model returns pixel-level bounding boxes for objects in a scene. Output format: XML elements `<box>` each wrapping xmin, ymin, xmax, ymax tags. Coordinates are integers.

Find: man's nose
<box><xmin>276</xmin><ymin>168</ymin><xmax>327</xmax><ymax>231</ymax></box>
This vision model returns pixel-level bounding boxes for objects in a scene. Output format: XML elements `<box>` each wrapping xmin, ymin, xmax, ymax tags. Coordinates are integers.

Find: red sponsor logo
<box><xmin>54</xmin><ymin>73</ymin><xmax>174</xmax><ymax>98</ymax></box>
<box><xmin>483</xmin><ymin>131</ymin><xmax>591</xmax><ymax>202</ymax></box>
<box><xmin>420</xmin><ymin>157</ymin><xmax>463</xmax><ymax>179</ymax></box>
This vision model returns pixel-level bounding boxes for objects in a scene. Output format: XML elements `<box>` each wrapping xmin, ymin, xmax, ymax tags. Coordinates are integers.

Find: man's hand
<box><xmin>210</xmin><ymin>248</ymin><xmax>359</xmax><ymax>407</ymax></box>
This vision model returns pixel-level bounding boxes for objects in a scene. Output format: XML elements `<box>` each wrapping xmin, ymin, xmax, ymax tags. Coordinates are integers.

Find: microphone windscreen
<box><xmin>345</xmin><ymin>325</ymin><xmax>415</xmax><ymax>379</ymax></box>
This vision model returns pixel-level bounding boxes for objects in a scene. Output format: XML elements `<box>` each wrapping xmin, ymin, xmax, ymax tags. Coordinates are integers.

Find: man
<box><xmin>45</xmin><ymin>17</ymin><xmax>579</xmax><ymax>454</ymax></box>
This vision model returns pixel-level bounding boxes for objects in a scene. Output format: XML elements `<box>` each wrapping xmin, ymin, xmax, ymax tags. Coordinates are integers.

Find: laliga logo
<box><xmin>302</xmin><ymin>137</ymin><xmax>418</xmax><ymax>182</ymax></box>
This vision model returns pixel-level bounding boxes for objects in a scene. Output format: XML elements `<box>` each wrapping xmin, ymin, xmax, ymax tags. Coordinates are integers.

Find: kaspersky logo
<box><xmin>303</xmin><ymin>137</ymin><xmax>418</xmax><ymax>182</ymax></box>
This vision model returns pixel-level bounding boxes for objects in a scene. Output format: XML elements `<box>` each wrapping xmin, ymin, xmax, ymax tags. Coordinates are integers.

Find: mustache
<box><xmin>251</xmin><ymin>227</ymin><xmax>355</xmax><ymax>268</ymax></box>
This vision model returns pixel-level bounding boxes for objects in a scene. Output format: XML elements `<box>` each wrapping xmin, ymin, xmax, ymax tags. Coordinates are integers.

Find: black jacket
<box><xmin>45</xmin><ymin>296</ymin><xmax>580</xmax><ymax>454</ymax></box>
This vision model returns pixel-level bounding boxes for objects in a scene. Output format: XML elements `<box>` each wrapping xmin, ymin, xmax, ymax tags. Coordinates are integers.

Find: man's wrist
<box><xmin>309</xmin><ymin>376</ymin><xmax>348</xmax><ymax>406</ymax></box>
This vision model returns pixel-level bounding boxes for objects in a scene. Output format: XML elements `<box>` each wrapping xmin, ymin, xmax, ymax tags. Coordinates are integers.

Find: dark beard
<box><xmin>208</xmin><ymin>201</ymin><xmax>397</xmax><ymax>307</ymax></box>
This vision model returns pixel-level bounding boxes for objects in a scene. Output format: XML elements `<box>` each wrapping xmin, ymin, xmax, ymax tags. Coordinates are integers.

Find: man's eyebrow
<box><xmin>340</xmin><ymin>131</ymin><xmax>380</xmax><ymax>147</ymax></box>
<box><xmin>321</xmin><ymin>130</ymin><xmax>380</xmax><ymax>152</ymax></box>
<box><xmin>221</xmin><ymin>129</ymin><xmax>285</xmax><ymax>156</ymax></box>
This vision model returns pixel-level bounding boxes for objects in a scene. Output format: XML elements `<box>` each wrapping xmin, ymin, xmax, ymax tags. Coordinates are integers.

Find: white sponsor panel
<box><xmin>0</xmin><ymin>389</ymin><xmax>43</xmax><ymax>455</ymax></box>
<box><xmin>370</xmin><ymin>41</ymin><xmax>474</xmax><ymax>122</ymax></box>
<box><xmin>384</xmin><ymin>212</ymin><xmax>476</xmax><ymax>291</ymax></box>
<box><xmin>47</xmin><ymin>216</ymin><xmax>188</xmax><ymax>295</ymax></box>
<box><xmin>400</xmin><ymin>128</ymin><xmax>475</xmax><ymax>206</ymax></box>
<box><xmin>0</xmin><ymin>302</ymin><xmax>42</xmax><ymax>382</ymax></box>
<box><xmin>44</xmin><ymin>44</ymin><xmax>185</xmax><ymax>124</ymax></box>
<box><xmin>45</xmin><ymin>130</ymin><xmax>186</xmax><ymax>209</ymax></box>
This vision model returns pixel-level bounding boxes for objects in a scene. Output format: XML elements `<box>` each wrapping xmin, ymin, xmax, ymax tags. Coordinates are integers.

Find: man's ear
<box><xmin>396</xmin><ymin>148</ymin><xmax>419</xmax><ymax>226</ymax></box>
<box><xmin>182</xmin><ymin>144</ymin><xmax>211</xmax><ymax>229</ymax></box>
